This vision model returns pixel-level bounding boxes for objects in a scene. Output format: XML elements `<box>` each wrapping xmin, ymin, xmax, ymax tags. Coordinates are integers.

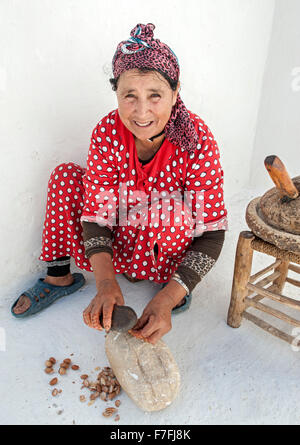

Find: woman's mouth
<box><xmin>134</xmin><ymin>121</ymin><xmax>153</xmax><ymax>128</ymax></box>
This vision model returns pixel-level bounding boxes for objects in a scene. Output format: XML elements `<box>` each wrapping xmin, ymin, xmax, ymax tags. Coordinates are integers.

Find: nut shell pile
<box><xmin>79</xmin><ymin>366</ymin><xmax>121</xmax><ymax>402</ymax></box>
<box><xmin>44</xmin><ymin>356</ymin><xmax>122</xmax><ymax>421</ymax></box>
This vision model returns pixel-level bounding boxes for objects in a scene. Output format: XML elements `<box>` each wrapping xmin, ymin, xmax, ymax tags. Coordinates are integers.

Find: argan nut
<box><xmin>60</xmin><ymin>363</ymin><xmax>69</xmax><ymax>369</ymax></box>
<box><xmin>103</xmin><ymin>407</ymin><xmax>117</xmax><ymax>417</ymax></box>
<box><xmin>80</xmin><ymin>374</ymin><xmax>88</xmax><ymax>380</ymax></box>
<box><xmin>49</xmin><ymin>357</ymin><xmax>56</xmax><ymax>364</ymax></box>
<box><xmin>100</xmin><ymin>392</ymin><xmax>107</xmax><ymax>401</ymax></box>
<box><xmin>115</xmin><ymin>400</ymin><xmax>121</xmax><ymax>407</ymax></box>
<box><xmin>45</xmin><ymin>360</ymin><xmax>53</xmax><ymax>368</ymax></box>
<box><xmin>52</xmin><ymin>388</ymin><xmax>58</xmax><ymax>397</ymax></box>
<box><xmin>59</xmin><ymin>367</ymin><xmax>66</xmax><ymax>375</ymax></box>
<box><xmin>79</xmin><ymin>395</ymin><xmax>86</xmax><ymax>402</ymax></box>
<box><xmin>108</xmin><ymin>391</ymin><xmax>116</xmax><ymax>400</ymax></box>
<box><xmin>49</xmin><ymin>378</ymin><xmax>58</xmax><ymax>386</ymax></box>
<box><xmin>63</xmin><ymin>358</ymin><xmax>71</xmax><ymax>364</ymax></box>
<box><xmin>90</xmin><ymin>392</ymin><xmax>100</xmax><ymax>400</ymax></box>
<box><xmin>71</xmin><ymin>365</ymin><xmax>79</xmax><ymax>370</ymax></box>
<box><xmin>45</xmin><ymin>367</ymin><xmax>54</xmax><ymax>374</ymax></box>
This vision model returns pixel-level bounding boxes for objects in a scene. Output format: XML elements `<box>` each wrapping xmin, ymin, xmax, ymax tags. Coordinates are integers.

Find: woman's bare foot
<box><xmin>13</xmin><ymin>273</ymin><xmax>74</xmax><ymax>315</ymax></box>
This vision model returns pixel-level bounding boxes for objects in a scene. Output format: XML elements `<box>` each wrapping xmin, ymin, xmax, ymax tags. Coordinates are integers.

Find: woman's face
<box><xmin>116</xmin><ymin>69</ymin><xmax>180</xmax><ymax>143</ymax></box>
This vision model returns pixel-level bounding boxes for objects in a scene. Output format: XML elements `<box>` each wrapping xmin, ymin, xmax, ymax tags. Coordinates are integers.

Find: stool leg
<box><xmin>227</xmin><ymin>231</ymin><xmax>255</xmax><ymax>328</ymax></box>
<box><xmin>273</xmin><ymin>259</ymin><xmax>289</xmax><ymax>293</ymax></box>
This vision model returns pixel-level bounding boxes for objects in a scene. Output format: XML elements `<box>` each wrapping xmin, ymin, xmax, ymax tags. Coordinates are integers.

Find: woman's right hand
<box><xmin>82</xmin><ymin>278</ymin><xmax>125</xmax><ymax>332</ymax></box>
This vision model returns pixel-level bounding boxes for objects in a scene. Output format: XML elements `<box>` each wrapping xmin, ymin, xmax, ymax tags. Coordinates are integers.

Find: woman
<box><xmin>11</xmin><ymin>23</ymin><xmax>228</xmax><ymax>345</ymax></box>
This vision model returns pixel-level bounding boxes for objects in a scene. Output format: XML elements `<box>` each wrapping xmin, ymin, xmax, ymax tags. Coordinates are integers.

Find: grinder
<box><xmin>246</xmin><ymin>155</ymin><xmax>300</xmax><ymax>254</ymax></box>
<box><xmin>100</xmin><ymin>305</ymin><xmax>138</xmax><ymax>333</ymax></box>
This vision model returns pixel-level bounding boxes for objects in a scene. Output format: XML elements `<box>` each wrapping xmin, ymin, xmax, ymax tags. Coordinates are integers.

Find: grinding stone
<box><xmin>105</xmin><ymin>331</ymin><xmax>181</xmax><ymax>412</ymax></box>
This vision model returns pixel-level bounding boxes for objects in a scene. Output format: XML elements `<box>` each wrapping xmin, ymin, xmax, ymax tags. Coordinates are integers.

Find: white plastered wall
<box><xmin>250</xmin><ymin>0</ymin><xmax>300</xmax><ymax>191</ymax></box>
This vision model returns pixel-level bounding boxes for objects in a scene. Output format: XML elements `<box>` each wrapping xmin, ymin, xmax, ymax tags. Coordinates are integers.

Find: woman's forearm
<box><xmin>159</xmin><ymin>279</ymin><xmax>188</xmax><ymax>309</ymax></box>
<box><xmin>88</xmin><ymin>252</ymin><xmax>117</xmax><ymax>291</ymax></box>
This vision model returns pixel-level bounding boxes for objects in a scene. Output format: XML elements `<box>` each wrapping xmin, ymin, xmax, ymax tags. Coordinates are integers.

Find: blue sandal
<box><xmin>161</xmin><ymin>282</ymin><xmax>192</xmax><ymax>314</ymax></box>
<box><xmin>11</xmin><ymin>273</ymin><xmax>86</xmax><ymax>318</ymax></box>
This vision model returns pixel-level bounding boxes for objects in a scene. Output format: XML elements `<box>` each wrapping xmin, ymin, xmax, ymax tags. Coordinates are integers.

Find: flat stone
<box><xmin>105</xmin><ymin>331</ymin><xmax>181</xmax><ymax>412</ymax></box>
<box><xmin>246</xmin><ymin>197</ymin><xmax>300</xmax><ymax>254</ymax></box>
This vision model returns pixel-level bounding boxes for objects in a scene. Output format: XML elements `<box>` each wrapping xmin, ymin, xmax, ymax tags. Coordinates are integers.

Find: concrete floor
<box><xmin>1</xmin><ymin>185</ymin><xmax>300</xmax><ymax>425</ymax></box>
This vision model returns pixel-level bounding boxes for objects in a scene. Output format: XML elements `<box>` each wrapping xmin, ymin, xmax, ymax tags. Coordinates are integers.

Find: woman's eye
<box><xmin>125</xmin><ymin>94</ymin><xmax>160</xmax><ymax>98</ymax></box>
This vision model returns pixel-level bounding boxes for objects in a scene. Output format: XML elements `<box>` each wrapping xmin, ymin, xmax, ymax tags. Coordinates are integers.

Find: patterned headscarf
<box><xmin>112</xmin><ymin>23</ymin><xmax>198</xmax><ymax>153</ymax></box>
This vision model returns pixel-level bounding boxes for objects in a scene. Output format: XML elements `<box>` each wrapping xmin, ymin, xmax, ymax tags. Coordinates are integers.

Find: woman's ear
<box><xmin>172</xmin><ymin>80</ymin><xmax>181</xmax><ymax>106</ymax></box>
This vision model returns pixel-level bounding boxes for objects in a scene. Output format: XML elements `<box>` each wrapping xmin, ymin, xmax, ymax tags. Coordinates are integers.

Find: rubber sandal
<box><xmin>161</xmin><ymin>282</ymin><xmax>192</xmax><ymax>314</ymax></box>
<box><xmin>11</xmin><ymin>273</ymin><xmax>86</xmax><ymax>318</ymax></box>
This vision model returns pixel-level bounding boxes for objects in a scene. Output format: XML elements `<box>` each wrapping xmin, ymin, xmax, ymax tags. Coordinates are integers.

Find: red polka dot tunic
<box><xmin>39</xmin><ymin>108</ymin><xmax>228</xmax><ymax>284</ymax></box>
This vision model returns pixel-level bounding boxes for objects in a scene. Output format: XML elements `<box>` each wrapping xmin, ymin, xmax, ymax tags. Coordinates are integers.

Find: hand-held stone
<box><xmin>105</xmin><ymin>331</ymin><xmax>181</xmax><ymax>412</ymax></box>
<box><xmin>100</xmin><ymin>305</ymin><xmax>138</xmax><ymax>332</ymax></box>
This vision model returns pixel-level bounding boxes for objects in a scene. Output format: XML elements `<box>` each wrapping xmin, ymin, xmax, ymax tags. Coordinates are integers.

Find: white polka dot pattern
<box><xmin>39</xmin><ymin>108</ymin><xmax>228</xmax><ymax>284</ymax></box>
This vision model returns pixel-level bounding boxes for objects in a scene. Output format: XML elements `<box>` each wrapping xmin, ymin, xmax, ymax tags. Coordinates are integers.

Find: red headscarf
<box><xmin>112</xmin><ymin>23</ymin><xmax>198</xmax><ymax>153</ymax></box>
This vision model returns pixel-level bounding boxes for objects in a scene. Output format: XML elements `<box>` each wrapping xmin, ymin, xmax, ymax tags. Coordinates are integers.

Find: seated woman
<box><xmin>11</xmin><ymin>23</ymin><xmax>228</xmax><ymax>345</ymax></box>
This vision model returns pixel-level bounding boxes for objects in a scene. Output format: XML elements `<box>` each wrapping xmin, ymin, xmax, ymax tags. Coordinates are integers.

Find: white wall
<box><xmin>0</xmin><ymin>0</ymin><xmax>275</xmax><ymax>288</ymax></box>
<box><xmin>250</xmin><ymin>0</ymin><xmax>300</xmax><ymax>191</ymax></box>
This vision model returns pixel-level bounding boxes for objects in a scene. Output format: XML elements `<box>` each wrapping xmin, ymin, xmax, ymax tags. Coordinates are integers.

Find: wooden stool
<box><xmin>227</xmin><ymin>230</ymin><xmax>300</xmax><ymax>347</ymax></box>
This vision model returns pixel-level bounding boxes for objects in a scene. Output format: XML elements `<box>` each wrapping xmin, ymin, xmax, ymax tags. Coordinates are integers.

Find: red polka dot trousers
<box><xmin>39</xmin><ymin>162</ymin><xmax>195</xmax><ymax>283</ymax></box>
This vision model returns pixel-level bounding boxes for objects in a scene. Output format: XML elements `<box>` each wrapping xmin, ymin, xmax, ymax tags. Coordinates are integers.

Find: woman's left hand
<box><xmin>130</xmin><ymin>290</ymin><xmax>174</xmax><ymax>345</ymax></box>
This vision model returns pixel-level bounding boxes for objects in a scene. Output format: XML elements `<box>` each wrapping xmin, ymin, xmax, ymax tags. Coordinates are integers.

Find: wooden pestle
<box><xmin>264</xmin><ymin>155</ymin><xmax>299</xmax><ymax>202</ymax></box>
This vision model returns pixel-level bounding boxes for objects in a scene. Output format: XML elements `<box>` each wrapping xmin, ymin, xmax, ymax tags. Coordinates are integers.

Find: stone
<box><xmin>105</xmin><ymin>331</ymin><xmax>181</xmax><ymax>412</ymax></box>
<box><xmin>246</xmin><ymin>175</ymin><xmax>300</xmax><ymax>254</ymax></box>
<box><xmin>246</xmin><ymin>197</ymin><xmax>300</xmax><ymax>254</ymax></box>
<box><xmin>259</xmin><ymin>176</ymin><xmax>300</xmax><ymax>235</ymax></box>
<box><xmin>100</xmin><ymin>305</ymin><xmax>138</xmax><ymax>332</ymax></box>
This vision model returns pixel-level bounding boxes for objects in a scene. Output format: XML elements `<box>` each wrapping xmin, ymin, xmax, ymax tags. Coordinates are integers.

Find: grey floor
<box><xmin>1</xmin><ymin>185</ymin><xmax>300</xmax><ymax>425</ymax></box>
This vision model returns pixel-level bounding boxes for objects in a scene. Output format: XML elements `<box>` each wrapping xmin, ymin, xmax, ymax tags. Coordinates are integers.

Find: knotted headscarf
<box><xmin>112</xmin><ymin>23</ymin><xmax>198</xmax><ymax>153</ymax></box>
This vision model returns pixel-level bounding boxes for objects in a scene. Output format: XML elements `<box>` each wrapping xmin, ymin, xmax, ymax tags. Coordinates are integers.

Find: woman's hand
<box><xmin>130</xmin><ymin>289</ymin><xmax>174</xmax><ymax>345</ymax></box>
<box><xmin>83</xmin><ymin>278</ymin><xmax>125</xmax><ymax>332</ymax></box>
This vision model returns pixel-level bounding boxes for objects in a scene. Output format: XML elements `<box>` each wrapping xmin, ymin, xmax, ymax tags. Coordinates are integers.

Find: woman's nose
<box><xmin>135</xmin><ymin>99</ymin><xmax>150</xmax><ymax>118</ymax></box>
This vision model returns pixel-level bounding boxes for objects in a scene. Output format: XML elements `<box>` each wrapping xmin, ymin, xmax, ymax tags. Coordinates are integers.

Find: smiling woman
<box><xmin>114</xmin><ymin>68</ymin><xmax>180</xmax><ymax>161</ymax></box>
<box><xmin>12</xmin><ymin>23</ymin><xmax>228</xmax><ymax>346</ymax></box>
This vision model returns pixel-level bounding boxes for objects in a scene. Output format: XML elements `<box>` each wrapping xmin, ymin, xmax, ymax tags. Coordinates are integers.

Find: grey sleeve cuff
<box><xmin>175</xmin><ymin>230</ymin><xmax>225</xmax><ymax>294</ymax></box>
<box><xmin>176</xmin><ymin>252</ymin><xmax>216</xmax><ymax>293</ymax></box>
